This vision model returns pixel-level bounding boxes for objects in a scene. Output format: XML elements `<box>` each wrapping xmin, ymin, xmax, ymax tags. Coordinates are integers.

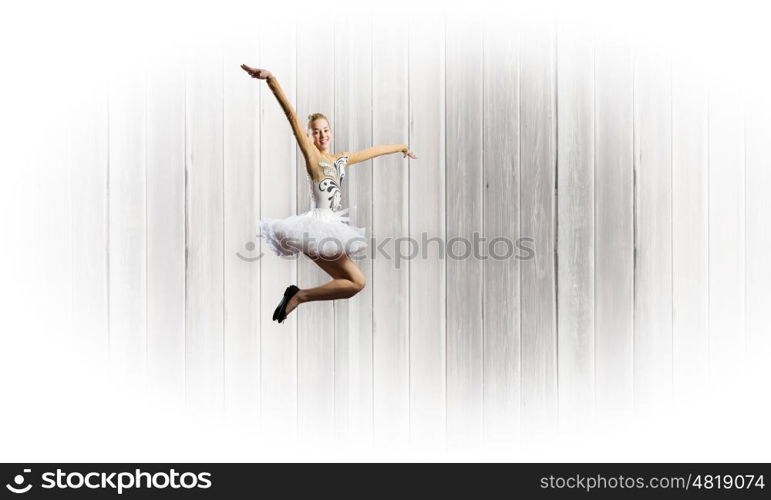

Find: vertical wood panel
<box><xmin>259</xmin><ymin>18</ymin><xmax>298</xmax><ymax>441</ymax></box>
<box><xmin>672</xmin><ymin>60</ymin><xmax>709</xmax><ymax>408</ymax></box>
<box><xmin>28</xmin><ymin>67</ymin><xmax>73</xmax><ymax>458</ymax></box>
<box><xmin>556</xmin><ymin>19</ymin><xmax>595</xmax><ymax>432</ymax></box>
<box><xmin>33</xmin><ymin>73</ymin><xmax>72</xmax><ymax>360</ymax></box>
<box><xmin>594</xmin><ymin>28</ymin><xmax>634</xmax><ymax>422</ymax></box>
<box><xmin>372</xmin><ymin>16</ymin><xmax>410</xmax><ymax>446</ymax></box>
<box><xmin>333</xmin><ymin>14</ymin><xmax>374</xmax><ymax>444</ymax></box>
<box><xmin>744</xmin><ymin>84</ymin><xmax>771</xmax><ymax>376</ymax></box>
<box><xmin>185</xmin><ymin>40</ymin><xmax>225</xmax><ymax>419</ymax></box>
<box><xmin>633</xmin><ymin>48</ymin><xmax>673</xmax><ymax>414</ymax></box>
<box><xmin>707</xmin><ymin>77</ymin><xmax>745</xmax><ymax>388</ymax></box>
<box><xmin>69</xmin><ymin>79</ymin><xmax>109</xmax><ymax>376</ymax></box>
<box><xmin>482</xmin><ymin>14</ymin><xmax>521</xmax><ymax>442</ymax></box>
<box><xmin>409</xmin><ymin>15</ymin><xmax>446</xmax><ymax>447</ymax></box>
<box><xmin>224</xmin><ymin>31</ymin><xmax>261</xmax><ymax>425</ymax></box>
<box><xmin>108</xmin><ymin>61</ymin><xmax>147</xmax><ymax>391</ymax></box>
<box><xmin>297</xmin><ymin>15</ymin><xmax>336</xmax><ymax>441</ymax></box>
<box><xmin>519</xmin><ymin>16</ymin><xmax>558</xmax><ymax>435</ymax></box>
<box><xmin>146</xmin><ymin>47</ymin><xmax>186</xmax><ymax>412</ymax></box>
<box><xmin>445</xmin><ymin>14</ymin><xmax>484</xmax><ymax>445</ymax></box>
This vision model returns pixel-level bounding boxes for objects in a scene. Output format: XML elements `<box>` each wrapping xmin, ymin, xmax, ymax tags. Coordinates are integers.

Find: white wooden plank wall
<box><xmin>671</xmin><ymin>56</ymin><xmax>709</xmax><ymax>409</ymax></box>
<box><xmin>296</xmin><ymin>15</ymin><xmax>337</xmax><ymax>443</ymax></box>
<box><xmin>707</xmin><ymin>73</ymin><xmax>745</xmax><ymax>392</ymax></box>
<box><xmin>34</xmin><ymin>62</ymin><xmax>73</xmax><ymax>367</ymax></box>
<box><xmin>556</xmin><ymin>17</ymin><xmax>594</xmax><ymax>434</ymax></box>
<box><xmin>223</xmin><ymin>29</ymin><xmax>261</xmax><ymax>426</ymax></box>
<box><xmin>334</xmin><ymin>15</ymin><xmax>375</xmax><ymax>444</ymax></box>
<box><xmin>108</xmin><ymin>57</ymin><xmax>147</xmax><ymax>393</ymax></box>
<box><xmin>744</xmin><ymin>82</ymin><xmax>771</xmax><ymax>380</ymax></box>
<box><xmin>146</xmin><ymin>44</ymin><xmax>186</xmax><ymax>414</ymax></box>
<box><xmin>594</xmin><ymin>26</ymin><xmax>635</xmax><ymax>423</ymax></box>
<box><xmin>33</xmin><ymin>14</ymin><xmax>769</xmax><ymax>449</ymax></box>
<box><xmin>70</xmin><ymin>70</ymin><xmax>110</xmax><ymax>377</ymax></box>
<box><xmin>371</xmin><ymin>16</ymin><xmax>411</xmax><ymax>447</ymax></box>
<box><xmin>519</xmin><ymin>16</ymin><xmax>558</xmax><ymax>439</ymax></box>
<box><xmin>409</xmin><ymin>15</ymin><xmax>446</xmax><ymax>447</ymax></box>
<box><xmin>259</xmin><ymin>19</ymin><xmax>298</xmax><ymax>442</ymax></box>
<box><xmin>633</xmin><ymin>46</ymin><xmax>673</xmax><ymax>415</ymax></box>
<box><xmin>482</xmin><ymin>15</ymin><xmax>521</xmax><ymax>444</ymax></box>
<box><xmin>184</xmin><ymin>40</ymin><xmax>225</xmax><ymax>420</ymax></box>
<box><xmin>445</xmin><ymin>13</ymin><xmax>484</xmax><ymax>446</ymax></box>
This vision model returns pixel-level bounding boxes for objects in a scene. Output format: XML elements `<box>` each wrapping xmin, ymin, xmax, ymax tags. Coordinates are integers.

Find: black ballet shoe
<box><xmin>273</xmin><ymin>285</ymin><xmax>300</xmax><ymax>324</ymax></box>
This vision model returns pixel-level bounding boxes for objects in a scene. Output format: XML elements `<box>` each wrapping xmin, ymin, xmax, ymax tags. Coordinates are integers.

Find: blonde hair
<box><xmin>307</xmin><ymin>113</ymin><xmax>330</xmax><ymax>130</ymax></box>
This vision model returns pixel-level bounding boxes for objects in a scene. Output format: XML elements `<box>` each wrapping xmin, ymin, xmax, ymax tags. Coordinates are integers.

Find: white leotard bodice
<box><xmin>309</xmin><ymin>155</ymin><xmax>348</xmax><ymax>213</ymax></box>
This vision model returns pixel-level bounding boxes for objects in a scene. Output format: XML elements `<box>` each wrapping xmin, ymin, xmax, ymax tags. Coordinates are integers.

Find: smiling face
<box><xmin>308</xmin><ymin>117</ymin><xmax>333</xmax><ymax>153</ymax></box>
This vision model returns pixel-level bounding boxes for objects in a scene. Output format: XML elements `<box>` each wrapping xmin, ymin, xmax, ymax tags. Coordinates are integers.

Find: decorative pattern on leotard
<box><xmin>318</xmin><ymin>177</ymin><xmax>342</xmax><ymax>210</ymax></box>
<box><xmin>316</xmin><ymin>155</ymin><xmax>348</xmax><ymax>211</ymax></box>
<box><xmin>334</xmin><ymin>154</ymin><xmax>348</xmax><ymax>187</ymax></box>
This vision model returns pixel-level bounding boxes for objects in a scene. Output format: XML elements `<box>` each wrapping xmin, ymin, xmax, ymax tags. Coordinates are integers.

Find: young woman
<box><xmin>240</xmin><ymin>64</ymin><xmax>417</xmax><ymax>324</ymax></box>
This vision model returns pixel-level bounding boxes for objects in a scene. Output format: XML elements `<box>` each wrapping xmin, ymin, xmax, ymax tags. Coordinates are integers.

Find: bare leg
<box><xmin>284</xmin><ymin>253</ymin><xmax>365</xmax><ymax>317</ymax></box>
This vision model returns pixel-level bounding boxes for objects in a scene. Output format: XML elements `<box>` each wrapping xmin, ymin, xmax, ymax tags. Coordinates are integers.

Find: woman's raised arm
<box><xmin>345</xmin><ymin>144</ymin><xmax>416</xmax><ymax>166</ymax></box>
<box><xmin>241</xmin><ymin>64</ymin><xmax>315</xmax><ymax>163</ymax></box>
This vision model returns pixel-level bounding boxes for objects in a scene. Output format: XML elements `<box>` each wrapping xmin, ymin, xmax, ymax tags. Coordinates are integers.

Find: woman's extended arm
<box><xmin>241</xmin><ymin>64</ymin><xmax>315</xmax><ymax>163</ymax></box>
<box><xmin>345</xmin><ymin>144</ymin><xmax>416</xmax><ymax>166</ymax></box>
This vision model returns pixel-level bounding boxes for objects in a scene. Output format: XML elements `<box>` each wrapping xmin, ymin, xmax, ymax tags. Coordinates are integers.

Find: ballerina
<box><xmin>240</xmin><ymin>64</ymin><xmax>417</xmax><ymax>324</ymax></box>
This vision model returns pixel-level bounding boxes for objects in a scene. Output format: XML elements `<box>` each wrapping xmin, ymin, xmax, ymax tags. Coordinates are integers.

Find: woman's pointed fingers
<box><xmin>240</xmin><ymin>64</ymin><xmax>261</xmax><ymax>77</ymax></box>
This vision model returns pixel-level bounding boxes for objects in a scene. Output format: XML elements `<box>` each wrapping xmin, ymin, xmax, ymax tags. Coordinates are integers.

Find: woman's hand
<box><xmin>402</xmin><ymin>149</ymin><xmax>417</xmax><ymax>160</ymax></box>
<box><xmin>240</xmin><ymin>64</ymin><xmax>272</xmax><ymax>80</ymax></box>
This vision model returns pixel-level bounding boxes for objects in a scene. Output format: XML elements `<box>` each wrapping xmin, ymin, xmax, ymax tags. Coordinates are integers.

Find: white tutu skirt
<box><xmin>260</xmin><ymin>207</ymin><xmax>368</xmax><ymax>258</ymax></box>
